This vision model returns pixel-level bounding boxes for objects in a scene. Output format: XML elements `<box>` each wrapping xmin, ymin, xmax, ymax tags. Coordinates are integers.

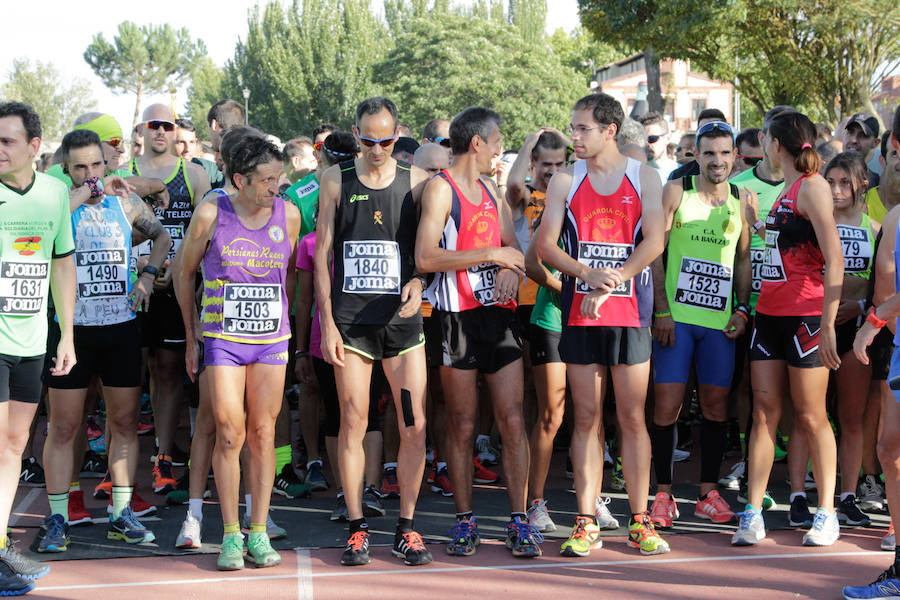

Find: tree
<box><xmin>0</xmin><ymin>58</ymin><xmax>97</xmax><ymax>141</ymax></box>
<box><xmin>509</xmin><ymin>0</ymin><xmax>547</xmax><ymax>43</ymax></box>
<box><xmin>84</xmin><ymin>21</ymin><xmax>207</xmax><ymax>128</ymax></box>
<box><xmin>184</xmin><ymin>57</ymin><xmax>225</xmax><ymax>141</ymax></box>
<box><xmin>547</xmin><ymin>27</ymin><xmax>622</xmax><ymax>89</ymax></box>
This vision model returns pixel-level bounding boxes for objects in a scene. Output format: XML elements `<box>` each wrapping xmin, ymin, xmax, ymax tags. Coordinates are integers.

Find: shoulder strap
<box><xmin>682</xmin><ymin>175</ymin><xmax>694</xmax><ymax>192</ymax></box>
<box><xmin>729</xmin><ymin>182</ymin><xmax>740</xmax><ymax>199</ymax></box>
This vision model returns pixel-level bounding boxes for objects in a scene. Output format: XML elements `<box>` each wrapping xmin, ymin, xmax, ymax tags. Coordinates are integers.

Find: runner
<box><xmin>733</xmin><ymin>110</ymin><xmax>843</xmax><ymax>547</ymax></box>
<box><xmin>648</xmin><ymin>121</ymin><xmax>751</xmax><ymax>529</ymax></box>
<box><xmin>175</xmin><ymin>133</ymin><xmax>299</xmax><ymax>570</ymax></box>
<box><xmin>39</xmin><ymin>129</ymin><xmax>171</xmax><ymax>552</ymax></box>
<box><xmin>0</xmin><ymin>101</ymin><xmax>77</xmax><ymax>595</ymax></box>
<box><xmin>315</xmin><ymin>97</ymin><xmax>432</xmax><ymax>567</ymax></box>
<box><xmin>534</xmin><ymin>92</ymin><xmax>667</xmax><ymax>557</ymax></box>
<box><xmin>416</xmin><ymin>106</ymin><xmax>542</xmax><ymax>558</ymax></box>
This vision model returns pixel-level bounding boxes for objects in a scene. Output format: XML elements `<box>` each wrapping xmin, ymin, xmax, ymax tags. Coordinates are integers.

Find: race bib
<box><xmin>837</xmin><ymin>225</ymin><xmax>872</xmax><ymax>274</ymax></box>
<box><xmin>575</xmin><ymin>241</ymin><xmax>633</xmax><ymax>297</ymax></box>
<box><xmin>468</xmin><ymin>262</ymin><xmax>500</xmax><ymax>306</ymax></box>
<box><xmin>75</xmin><ymin>248</ymin><xmax>128</xmax><ymax>299</ymax></box>
<box><xmin>674</xmin><ymin>256</ymin><xmax>732</xmax><ymax>312</ymax></box>
<box><xmin>222</xmin><ymin>283</ymin><xmax>282</xmax><ymax>336</ymax></box>
<box><xmin>760</xmin><ymin>230</ymin><xmax>786</xmax><ymax>282</ymax></box>
<box><xmin>750</xmin><ymin>248</ymin><xmax>765</xmax><ymax>293</ymax></box>
<box><xmin>342</xmin><ymin>241</ymin><xmax>401</xmax><ymax>294</ymax></box>
<box><xmin>0</xmin><ymin>260</ymin><xmax>49</xmax><ymax>315</ymax></box>
<box><xmin>162</xmin><ymin>224</ymin><xmax>184</xmax><ymax>260</ymax></box>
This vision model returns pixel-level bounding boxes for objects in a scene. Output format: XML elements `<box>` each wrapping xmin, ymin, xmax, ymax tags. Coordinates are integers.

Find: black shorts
<box><xmin>749</xmin><ymin>313</ymin><xmax>823</xmax><ymax>368</ymax></box>
<box><xmin>436</xmin><ymin>306</ymin><xmax>522</xmax><ymax>373</ymax></box>
<box><xmin>423</xmin><ymin>313</ymin><xmax>442</xmax><ymax>369</ymax></box>
<box><xmin>0</xmin><ymin>354</ymin><xmax>44</xmax><ymax>403</ymax></box>
<box><xmin>836</xmin><ymin>318</ymin><xmax>859</xmax><ymax>358</ymax></box>
<box><xmin>312</xmin><ymin>356</ymin><xmax>383</xmax><ymax>437</ymax></box>
<box><xmin>516</xmin><ymin>305</ymin><xmax>534</xmax><ymax>343</ymax></box>
<box><xmin>870</xmin><ymin>328</ymin><xmax>894</xmax><ymax>381</ymax></box>
<box><xmin>337</xmin><ymin>320</ymin><xmax>424</xmax><ymax>360</ymax></box>
<box><xmin>529</xmin><ymin>325</ymin><xmax>562</xmax><ymax>366</ymax></box>
<box><xmin>729</xmin><ymin>315</ymin><xmax>754</xmax><ymax>391</ymax></box>
<box><xmin>141</xmin><ymin>291</ymin><xmax>186</xmax><ymax>348</ymax></box>
<box><xmin>559</xmin><ymin>325</ymin><xmax>651</xmax><ymax>366</ymax></box>
<box><xmin>49</xmin><ymin>319</ymin><xmax>143</xmax><ymax>389</ymax></box>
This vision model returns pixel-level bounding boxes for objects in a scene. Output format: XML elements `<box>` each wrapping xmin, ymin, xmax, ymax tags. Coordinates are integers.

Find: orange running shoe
<box><xmin>152</xmin><ymin>454</ymin><xmax>177</xmax><ymax>494</ymax></box>
<box><xmin>649</xmin><ymin>492</ymin><xmax>678</xmax><ymax>529</ymax></box>
<box><xmin>93</xmin><ymin>471</ymin><xmax>112</xmax><ymax>499</ymax></box>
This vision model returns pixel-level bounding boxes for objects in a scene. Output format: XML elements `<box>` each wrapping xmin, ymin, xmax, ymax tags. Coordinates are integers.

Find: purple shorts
<box><xmin>203</xmin><ymin>337</ymin><xmax>290</xmax><ymax>368</ymax></box>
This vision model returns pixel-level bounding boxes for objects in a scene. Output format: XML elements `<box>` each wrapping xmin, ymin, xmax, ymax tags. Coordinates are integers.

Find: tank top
<box><xmin>331</xmin><ymin>160</ymin><xmax>419</xmax><ymax>326</ymax></box>
<box><xmin>130</xmin><ymin>158</ymin><xmax>194</xmax><ymax>260</ymax></box>
<box><xmin>426</xmin><ymin>170</ymin><xmax>516</xmax><ymax>313</ymax></box>
<box><xmin>559</xmin><ymin>158</ymin><xmax>653</xmax><ymax>328</ymax></box>
<box><xmin>201</xmin><ymin>192</ymin><xmax>292</xmax><ymax>344</ymax></box>
<box><xmin>665</xmin><ymin>176</ymin><xmax>741</xmax><ymax>330</ymax></box>
<box><xmin>838</xmin><ymin>212</ymin><xmax>876</xmax><ymax>280</ymax></box>
<box><xmin>71</xmin><ymin>196</ymin><xmax>134</xmax><ymax>327</ymax></box>
<box><xmin>515</xmin><ymin>187</ymin><xmax>546</xmax><ymax>306</ymax></box>
<box><xmin>756</xmin><ymin>176</ymin><xmax>824</xmax><ymax>316</ymax></box>
<box><xmin>893</xmin><ymin>217</ymin><xmax>900</xmax><ymax>347</ymax></box>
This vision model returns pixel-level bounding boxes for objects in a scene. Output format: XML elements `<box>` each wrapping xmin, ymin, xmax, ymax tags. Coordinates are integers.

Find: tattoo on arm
<box><xmin>132</xmin><ymin>202</ymin><xmax>164</xmax><ymax>242</ymax></box>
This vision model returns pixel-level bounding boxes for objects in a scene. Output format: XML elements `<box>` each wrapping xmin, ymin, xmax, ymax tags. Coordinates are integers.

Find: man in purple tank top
<box><xmin>174</xmin><ymin>135</ymin><xmax>301</xmax><ymax>571</ymax></box>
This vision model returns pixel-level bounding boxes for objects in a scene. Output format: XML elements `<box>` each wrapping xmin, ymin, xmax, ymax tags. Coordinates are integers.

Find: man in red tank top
<box><xmin>416</xmin><ymin>107</ymin><xmax>542</xmax><ymax>558</ymax></box>
<box><xmin>535</xmin><ymin>93</ymin><xmax>669</xmax><ymax>557</ymax></box>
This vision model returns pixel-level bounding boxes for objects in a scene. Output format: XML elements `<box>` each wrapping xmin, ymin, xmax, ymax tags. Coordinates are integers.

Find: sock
<box><xmin>384</xmin><ymin>462</ymin><xmax>398</xmax><ymax>470</ymax></box>
<box><xmin>349</xmin><ymin>518</ymin><xmax>368</xmax><ymax>535</ymax></box>
<box><xmin>275</xmin><ymin>445</ymin><xmax>292</xmax><ymax>474</ymax></box>
<box><xmin>250</xmin><ymin>522</ymin><xmax>266</xmax><ymax>534</ymax></box>
<box><xmin>111</xmin><ymin>486</ymin><xmax>132</xmax><ymax>520</ymax></box>
<box><xmin>188</xmin><ymin>498</ymin><xmax>203</xmax><ymax>522</ymax></box>
<box><xmin>69</xmin><ymin>481</ymin><xmax>80</xmax><ymax>493</ymax></box>
<box><xmin>244</xmin><ymin>494</ymin><xmax>252</xmax><ymax>518</ymax></box>
<box><xmin>511</xmin><ymin>512</ymin><xmax>526</xmax><ymax>522</ymax></box>
<box><xmin>456</xmin><ymin>511</ymin><xmax>474</xmax><ymax>521</ymax></box>
<box><xmin>649</xmin><ymin>423</ymin><xmax>676</xmax><ymax>485</ymax></box>
<box><xmin>224</xmin><ymin>522</ymin><xmax>240</xmax><ymax>536</ymax></box>
<box><xmin>396</xmin><ymin>517</ymin><xmax>413</xmax><ymax>534</ymax></box>
<box><xmin>700</xmin><ymin>419</ymin><xmax>727</xmax><ymax>484</ymax></box>
<box><xmin>790</xmin><ymin>492</ymin><xmax>806</xmax><ymax>502</ymax></box>
<box><xmin>840</xmin><ymin>491</ymin><xmax>854</xmax><ymax>502</ymax></box>
<box><xmin>48</xmin><ymin>492</ymin><xmax>69</xmax><ymax>521</ymax></box>
<box><xmin>0</xmin><ymin>535</ymin><xmax>6</xmax><ymax>549</ymax></box>
<box><xmin>744</xmin><ymin>503</ymin><xmax>759</xmax><ymax>514</ymax></box>
<box><xmin>437</xmin><ymin>461</ymin><xmax>447</xmax><ymax>471</ymax></box>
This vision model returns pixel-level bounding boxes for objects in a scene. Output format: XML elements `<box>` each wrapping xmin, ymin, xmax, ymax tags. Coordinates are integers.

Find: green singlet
<box><xmin>530</xmin><ymin>267</ymin><xmax>562</xmax><ymax>334</ymax></box>
<box><xmin>283</xmin><ymin>172</ymin><xmax>319</xmax><ymax>238</ymax></box>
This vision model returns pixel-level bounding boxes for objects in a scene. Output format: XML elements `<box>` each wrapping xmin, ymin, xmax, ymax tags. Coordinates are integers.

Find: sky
<box><xmin>1</xmin><ymin>0</ymin><xmax>582</xmax><ymax>140</ymax></box>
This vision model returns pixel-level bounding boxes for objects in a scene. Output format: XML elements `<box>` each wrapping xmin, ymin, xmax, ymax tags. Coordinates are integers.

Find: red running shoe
<box><xmin>136</xmin><ymin>422</ymin><xmax>154</xmax><ymax>436</ymax></box>
<box><xmin>473</xmin><ymin>457</ymin><xmax>498</xmax><ymax>484</ymax></box>
<box><xmin>68</xmin><ymin>490</ymin><xmax>92</xmax><ymax>526</ymax></box>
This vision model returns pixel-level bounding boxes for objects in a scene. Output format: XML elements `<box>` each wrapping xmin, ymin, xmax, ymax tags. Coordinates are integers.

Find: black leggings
<box><xmin>312</xmin><ymin>357</ymin><xmax>385</xmax><ymax>437</ymax></box>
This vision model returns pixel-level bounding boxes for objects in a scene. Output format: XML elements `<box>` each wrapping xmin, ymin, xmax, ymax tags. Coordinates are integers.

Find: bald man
<box><xmin>130</xmin><ymin>104</ymin><xmax>210</xmax><ymax>495</ymax></box>
<box><xmin>413</xmin><ymin>143</ymin><xmax>450</xmax><ymax>177</ymax></box>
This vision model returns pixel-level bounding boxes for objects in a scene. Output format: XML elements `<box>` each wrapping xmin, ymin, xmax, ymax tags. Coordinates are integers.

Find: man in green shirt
<box><xmin>0</xmin><ymin>101</ymin><xmax>77</xmax><ymax>595</ymax></box>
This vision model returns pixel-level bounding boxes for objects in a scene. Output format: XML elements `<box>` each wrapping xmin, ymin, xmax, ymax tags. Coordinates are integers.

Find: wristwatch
<box><xmin>866</xmin><ymin>307</ymin><xmax>887</xmax><ymax>329</ymax></box>
<box><xmin>141</xmin><ymin>265</ymin><xmax>159</xmax><ymax>277</ymax></box>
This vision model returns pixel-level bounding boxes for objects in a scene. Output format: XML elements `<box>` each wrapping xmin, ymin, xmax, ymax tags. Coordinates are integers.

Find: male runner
<box><xmin>416</xmin><ymin>106</ymin><xmax>542</xmax><ymax>558</ymax></box>
<box><xmin>0</xmin><ymin>101</ymin><xmax>76</xmax><ymax>595</ymax></box>
<box><xmin>421</xmin><ymin>119</ymin><xmax>451</xmax><ymax>149</ymax></box>
<box><xmin>534</xmin><ymin>93</ymin><xmax>667</xmax><ymax>556</ymax></box>
<box><xmin>316</xmin><ymin>97</ymin><xmax>432</xmax><ymax>567</ymax></box>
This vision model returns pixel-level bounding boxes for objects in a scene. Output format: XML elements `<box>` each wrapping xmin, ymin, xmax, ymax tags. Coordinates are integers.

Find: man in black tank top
<box><xmin>315</xmin><ymin>97</ymin><xmax>432</xmax><ymax>567</ymax></box>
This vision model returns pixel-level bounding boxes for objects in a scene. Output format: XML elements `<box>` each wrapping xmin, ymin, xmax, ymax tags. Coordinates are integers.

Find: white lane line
<box><xmin>9</xmin><ymin>488</ymin><xmax>41</xmax><ymax>526</ymax></box>
<box><xmin>37</xmin><ymin>550</ymin><xmax>886</xmax><ymax>591</ymax></box>
<box><xmin>296</xmin><ymin>548</ymin><xmax>313</xmax><ymax>600</ymax></box>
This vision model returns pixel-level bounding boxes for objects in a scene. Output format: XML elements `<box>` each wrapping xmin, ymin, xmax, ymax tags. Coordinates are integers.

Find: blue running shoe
<box><xmin>0</xmin><ymin>542</ymin><xmax>50</xmax><ymax>580</ymax></box>
<box><xmin>108</xmin><ymin>507</ymin><xmax>155</xmax><ymax>544</ymax></box>
<box><xmin>842</xmin><ymin>564</ymin><xmax>900</xmax><ymax>599</ymax></box>
<box><xmin>36</xmin><ymin>514</ymin><xmax>68</xmax><ymax>553</ymax></box>
<box><xmin>446</xmin><ymin>516</ymin><xmax>480</xmax><ymax>556</ymax></box>
<box><xmin>505</xmin><ymin>516</ymin><xmax>544</xmax><ymax>558</ymax></box>
<box><xmin>0</xmin><ymin>562</ymin><xmax>33</xmax><ymax>597</ymax></box>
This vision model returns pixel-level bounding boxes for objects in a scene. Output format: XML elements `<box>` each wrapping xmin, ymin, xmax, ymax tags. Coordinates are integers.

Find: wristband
<box><xmin>653</xmin><ymin>310</ymin><xmax>671</xmax><ymax>318</ymax></box>
<box><xmin>294</xmin><ymin>350</ymin><xmax>309</xmax><ymax>357</ymax></box>
<box><xmin>83</xmin><ymin>176</ymin><xmax>104</xmax><ymax>199</ymax></box>
<box><xmin>750</xmin><ymin>220</ymin><xmax>765</xmax><ymax>234</ymax></box>
<box><xmin>733</xmin><ymin>310</ymin><xmax>749</xmax><ymax>322</ymax></box>
<box><xmin>866</xmin><ymin>307</ymin><xmax>887</xmax><ymax>329</ymax></box>
<box><xmin>141</xmin><ymin>265</ymin><xmax>159</xmax><ymax>277</ymax></box>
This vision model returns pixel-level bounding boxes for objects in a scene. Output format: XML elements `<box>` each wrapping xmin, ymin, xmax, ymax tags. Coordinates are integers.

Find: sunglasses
<box><xmin>103</xmin><ymin>137</ymin><xmax>123</xmax><ymax>149</ymax></box>
<box><xmin>356</xmin><ymin>127</ymin><xmax>397</xmax><ymax>148</ymax></box>
<box><xmin>647</xmin><ymin>134</ymin><xmax>663</xmax><ymax>144</ymax></box>
<box><xmin>739</xmin><ymin>155</ymin><xmax>763</xmax><ymax>167</ymax></box>
<box><xmin>314</xmin><ymin>141</ymin><xmax>324</xmax><ymax>151</ymax></box>
<box><xmin>695</xmin><ymin>121</ymin><xmax>734</xmax><ymax>144</ymax></box>
<box><xmin>144</xmin><ymin>120</ymin><xmax>175</xmax><ymax>132</ymax></box>
<box><xmin>431</xmin><ymin>137</ymin><xmax>452</xmax><ymax>148</ymax></box>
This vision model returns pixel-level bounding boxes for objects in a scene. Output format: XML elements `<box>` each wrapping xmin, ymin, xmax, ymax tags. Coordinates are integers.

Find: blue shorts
<box><xmin>653</xmin><ymin>322</ymin><xmax>735</xmax><ymax>388</ymax></box>
<box><xmin>888</xmin><ymin>346</ymin><xmax>900</xmax><ymax>402</ymax></box>
<box><xmin>203</xmin><ymin>336</ymin><xmax>290</xmax><ymax>368</ymax></box>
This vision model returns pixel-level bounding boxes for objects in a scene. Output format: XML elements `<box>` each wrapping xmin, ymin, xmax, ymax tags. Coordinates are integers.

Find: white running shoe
<box><xmin>595</xmin><ymin>496</ymin><xmax>620</xmax><ymax>530</ymax></box>
<box><xmin>718</xmin><ymin>461</ymin><xmax>745</xmax><ymax>491</ymax></box>
<box><xmin>802</xmin><ymin>510</ymin><xmax>840</xmax><ymax>546</ymax></box>
<box><xmin>475</xmin><ymin>436</ymin><xmax>499</xmax><ymax>466</ymax></box>
<box><xmin>527</xmin><ymin>498</ymin><xmax>556</xmax><ymax>533</ymax></box>
<box><xmin>673</xmin><ymin>448</ymin><xmax>691</xmax><ymax>462</ymax></box>
<box><xmin>859</xmin><ymin>475</ymin><xmax>886</xmax><ymax>512</ymax></box>
<box><xmin>732</xmin><ymin>509</ymin><xmax>766</xmax><ymax>546</ymax></box>
<box><xmin>176</xmin><ymin>513</ymin><xmax>202</xmax><ymax>549</ymax></box>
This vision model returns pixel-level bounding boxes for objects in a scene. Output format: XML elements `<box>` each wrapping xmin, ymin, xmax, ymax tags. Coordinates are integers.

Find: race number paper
<box><xmin>468</xmin><ymin>262</ymin><xmax>500</xmax><ymax>306</ymax></box>
<box><xmin>75</xmin><ymin>248</ymin><xmax>127</xmax><ymax>299</ymax></box>
<box><xmin>837</xmin><ymin>225</ymin><xmax>871</xmax><ymax>274</ymax></box>
<box><xmin>760</xmin><ymin>230</ymin><xmax>787</xmax><ymax>282</ymax></box>
<box><xmin>222</xmin><ymin>283</ymin><xmax>281</xmax><ymax>336</ymax></box>
<box><xmin>0</xmin><ymin>260</ymin><xmax>49</xmax><ymax>315</ymax></box>
<box><xmin>575</xmin><ymin>241</ymin><xmax>633</xmax><ymax>296</ymax></box>
<box><xmin>342</xmin><ymin>241</ymin><xmax>401</xmax><ymax>294</ymax></box>
<box><xmin>673</xmin><ymin>256</ymin><xmax>732</xmax><ymax>312</ymax></box>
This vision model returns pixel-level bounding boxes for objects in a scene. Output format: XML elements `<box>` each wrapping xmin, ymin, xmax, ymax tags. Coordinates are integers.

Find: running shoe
<box><xmin>604</xmin><ymin>442</ymin><xmax>614</xmax><ymax>467</ymax></box>
<box><xmin>506</xmin><ymin>516</ymin><xmax>543</xmax><ymax>558</ymax></box>
<box><xmin>108</xmin><ymin>507</ymin><xmax>155</xmax><ymax>544</ymax></box>
<box><xmin>837</xmin><ymin>494</ymin><xmax>872</xmax><ymax>527</ymax></box>
<box><xmin>240</xmin><ymin>513</ymin><xmax>287</xmax><ymax>540</ymax></box>
<box><xmin>0</xmin><ymin>562</ymin><xmax>33</xmax><ymax>597</ymax></box>
<box><xmin>732</xmin><ymin>509</ymin><xmax>766</xmax><ymax>545</ymax></box>
<box><xmin>560</xmin><ymin>516</ymin><xmax>601</xmax><ymax>557</ymax></box>
<box><xmin>737</xmin><ymin>482</ymin><xmax>775</xmax><ymax>511</ymax></box>
<box><xmin>341</xmin><ymin>530</ymin><xmax>371</xmax><ymax>566</ymax></box>
<box><xmin>80</xmin><ymin>450</ymin><xmax>107</xmax><ymax>478</ymax></box>
<box><xmin>273</xmin><ymin>464</ymin><xmax>311</xmax><ymax>499</ymax></box>
<box><xmin>305</xmin><ymin>460</ymin><xmax>328</xmax><ymax>492</ymax></box>
<box><xmin>595</xmin><ymin>497</ymin><xmax>620</xmax><ymax>530</ymax></box>
<box><xmin>628</xmin><ymin>513</ymin><xmax>670</xmax><ymax>555</ymax></box>
<box><xmin>475</xmin><ymin>437</ymin><xmax>499</xmax><ymax>466</ymax></box>
<box><xmin>473</xmin><ymin>458</ymin><xmax>499</xmax><ymax>484</ymax></box>
<box><xmin>149</xmin><ymin>446</ymin><xmax>189</xmax><ymax>467</ymax></box>
<box><xmin>527</xmin><ymin>498</ymin><xmax>556</xmax><ymax>533</ymax></box>
<box><xmin>362</xmin><ymin>486</ymin><xmax>386</xmax><ymax>517</ymax></box>
<box><xmin>165</xmin><ymin>475</ymin><xmax>189</xmax><ymax>505</ymax></box>
<box><xmin>802</xmin><ymin>510</ymin><xmax>840</xmax><ymax>546</ymax></box>
<box><xmin>649</xmin><ymin>492</ymin><xmax>678</xmax><ymax>529</ymax></box>
<box><xmin>694</xmin><ymin>490</ymin><xmax>735</xmax><ymax>524</ymax></box>
<box><xmin>18</xmin><ymin>457</ymin><xmax>44</xmax><ymax>488</ymax></box>
<box><xmin>36</xmin><ymin>513</ymin><xmax>69</xmax><ymax>553</ymax></box>
<box><xmin>175</xmin><ymin>513</ymin><xmax>202</xmax><ymax>549</ymax></box>
<box><xmin>431</xmin><ymin>466</ymin><xmax>453</xmax><ymax>497</ymax></box>
<box><xmin>93</xmin><ymin>471</ymin><xmax>112</xmax><ymax>499</ymax></box>
<box><xmin>881</xmin><ymin>522</ymin><xmax>894</xmax><ymax>551</ymax></box>
<box><xmin>246</xmin><ymin>533</ymin><xmax>281</xmax><ymax>568</ymax></box>
<box><xmin>136</xmin><ymin>421</ymin><xmax>154</xmax><ymax>436</ymax></box>
<box><xmin>106</xmin><ymin>491</ymin><xmax>156</xmax><ymax>518</ymax></box>
<box><xmin>380</xmin><ymin>466</ymin><xmax>400</xmax><ymax>498</ymax></box>
<box><xmin>88</xmin><ymin>434</ymin><xmax>106</xmax><ymax>454</ymax></box>
<box><xmin>68</xmin><ymin>490</ymin><xmax>92</xmax><ymax>526</ymax></box>
<box><xmin>0</xmin><ymin>541</ymin><xmax>50</xmax><ymax>580</ymax></box>
<box><xmin>217</xmin><ymin>533</ymin><xmax>245</xmax><ymax>571</ymax></box>
<box><xmin>718</xmin><ymin>461</ymin><xmax>745</xmax><ymax>491</ymax></box>
<box><xmin>789</xmin><ymin>495</ymin><xmax>813</xmax><ymax>528</ymax></box>
<box><xmin>426</xmin><ymin>462</ymin><xmax>436</xmax><ymax>484</ymax></box>
<box><xmin>392</xmin><ymin>531</ymin><xmax>433</xmax><ymax>566</ymax></box>
<box><xmin>152</xmin><ymin>454</ymin><xmax>177</xmax><ymax>494</ymax></box>
<box><xmin>86</xmin><ymin>416</ymin><xmax>103</xmax><ymax>441</ymax></box>
<box><xmin>330</xmin><ymin>494</ymin><xmax>349</xmax><ymax>522</ymax></box>
<box><xmin>446</xmin><ymin>516</ymin><xmax>480</xmax><ymax>556</ymax></box>
<box><xmin>860</xmin><ymin>475</ymin><xmax>886</xmax><ymax>512</ymax></box>
<box><xmin>673</xmin><ymin>448</ymin><xmax>690</xmax><ymax>462</ymax></box>
<box><xmin>140</xmin><ymin>392</ymin><xmax>152</xmax><ymax>415</ymax></box>
<box><xmin>842</xmin><ymin>564</ymin><xmax>900</xmax><ymax>599</ymax></box>
<box><xmin>610</xmin><ymin>459</ymin><xmax>625</xmax><ymax>492</ymax></box>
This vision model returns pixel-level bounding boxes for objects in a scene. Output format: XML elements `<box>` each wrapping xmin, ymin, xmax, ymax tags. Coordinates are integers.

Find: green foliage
<box><xmin>547</xmin><ymin>27</ymin><xmax>621</xmax><ymax>87</ymax></box>
<box><xmin>0</xmin><ymin>58</ymin><xmax>97</xmax><ymax>141</ymax></box>
<box><xmin>509</xmin><ymin>0</ymin><xmax>547</xmax><ymax>43</ymax></box>
<box><xmin>184</xmin><ymin>57</ymin><xmax>224</xmax><ymax>141</ymax></box>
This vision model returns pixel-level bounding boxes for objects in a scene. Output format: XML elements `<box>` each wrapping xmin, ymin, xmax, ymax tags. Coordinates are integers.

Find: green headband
<box><xmin>73</xmin><ymin>114</ymin><xmax>123</xmax><ymax>142</ymax></box>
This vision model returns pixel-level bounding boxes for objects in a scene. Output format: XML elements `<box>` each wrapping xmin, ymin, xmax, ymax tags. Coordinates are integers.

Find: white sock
<box><xmin>244</xmin><ymin>494</ymin><xmax>252</xmax><ymax>518</ymax></box>
<box><xmin>790</xmin><ymin>492</ymin><xmax>806</xmax><ymax>502</ymax></box>
<box><xmin>188</xmin><ymin>498</ymin><xmax>203</xmax><ymax>522</ymax></box>
<box><xmin>384</xmin><ymin>462</ymin><xmax>398</xmax><ymax>470</ymax></box>
<box><xmin>840</xmin><ymin>491</ymin><xmax>854</xmax><ymax>502</ymax></box>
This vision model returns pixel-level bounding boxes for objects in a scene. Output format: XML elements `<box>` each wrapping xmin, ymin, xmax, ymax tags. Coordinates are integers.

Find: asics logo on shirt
<box><xmin>349</xmin><ymin>194</ymin><xmax>369</xmax><ymax>204</ymax></box>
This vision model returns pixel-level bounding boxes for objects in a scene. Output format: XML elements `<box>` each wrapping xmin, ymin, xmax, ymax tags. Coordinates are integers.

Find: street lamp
<box><xmin>242</xmin><ymin>88</ymin><xmax>250</xmax><ymax>124</ymax></box>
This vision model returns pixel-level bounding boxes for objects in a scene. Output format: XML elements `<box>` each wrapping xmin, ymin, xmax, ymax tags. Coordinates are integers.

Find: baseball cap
<box><xmin>393</xmin><ymin>136</ymin><xmax>420</xmax><ymax>156</ymax></box>
<box><xmin>846</xmin><ymin>113</ymin><xmax>879</xmax><ymax>138</ymax></box>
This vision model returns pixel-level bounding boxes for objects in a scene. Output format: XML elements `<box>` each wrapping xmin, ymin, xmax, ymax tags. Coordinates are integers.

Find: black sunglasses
<box><xmin>145</xmin><ymin>120</ymin><xmax>175</xmax><ymax>132</ymax></box>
